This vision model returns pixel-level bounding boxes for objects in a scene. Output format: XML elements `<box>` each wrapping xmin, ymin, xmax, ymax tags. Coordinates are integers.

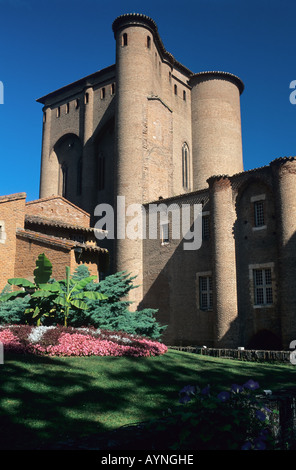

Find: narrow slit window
<box><xmin>61</xmin><ymin>164</ymin><xmax>68</xmax><ymax>198</ymax></box>
<box><xmin>182</xmin><ymin>143</ymin><xmax>189</xmax><ymax>190</ymax></box>
<box><xmin>147</xmin><ymin>36</ymin><xmax>151</xmax><ymax>49</ymax></box>
<box><xmin>66</xmin><ymin>102</ymin><xmax>70</xmax><ymax>114</ymax></box>
<box><xmin>183</xmin><ymin>90</ymin><xmax>186</xmax><ymax>101</ymax></box>
<box><xmin>101</xmin><ymin>88</ymin><xmax>105</xmax><ymax>99</ymax></box>
<box><xmin>84</xmin><ymin>93</ymin><xmax>89</xmax><ymax>105</ymax></box>
<box><xmin>111</xmin><ymin>83</ymin><xmax>115</xmax><ymax>95</ymax></box>
<box><xmin>75</xmin><ymin>99</ymin><xmax>80</xmax><ymax>109</ymax></box>
<box><xmin>56</xmin><ymin>106</ymin><xmax>60</xmax><ymax>118</ymax></box>
<box><xmin>174</xmin><ymin>84</ymin><xmax>178</xmax><ymax>95</ymax></box>
<box><xmin>202</xmin><ymin>216</ymin><xmax>210</xmax><ymax>240</ymax></box>
<box><xmin>122</xmin><ymin>33</ymin><xmax>128</xmax><ymax>46</ymax></box>
<box><xmin>161</xmin><ymin>223</ymin><xmax>169</xmax><ymax>244</ymax></box>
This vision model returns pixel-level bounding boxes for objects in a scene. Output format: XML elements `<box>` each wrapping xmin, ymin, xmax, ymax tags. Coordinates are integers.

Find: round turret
<box><xmin>112</xmin><ymin>14</ymin><xmax>157</xmax><ymax>307</ymax></box>
<box><xmin>189</xmin><ymin>71</ymin><xmax>244</xmax><ymax>190</ymax></box>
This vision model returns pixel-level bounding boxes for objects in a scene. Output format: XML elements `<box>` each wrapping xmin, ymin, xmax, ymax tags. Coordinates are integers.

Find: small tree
<box><xmin>51</xmin><ymin>266</ymin><xmax>107</xmax><ymax>327</ymax></box>
<box><xmin>0</xmin><ymin>253</ymin><xmax>56</xmax><ymax>325</ymax></box>
<box><xmin>70</xmin><ymin>270</ymin><xmax>167</xmax><ymax>340</ymax></box>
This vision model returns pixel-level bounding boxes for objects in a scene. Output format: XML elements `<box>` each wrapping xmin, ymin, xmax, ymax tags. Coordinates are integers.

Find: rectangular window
<box><xmin>161</xmin><ymin>223</ymin><xmax>169</xmax><ymax>244</ymax></box>
<box><xmin>254</xmin><ymin>200</ymin><xmax>265</xmax><ymax>227</ymax></box>
<box><xmin>202</xmin><ymin>215</ymin><xmax>210</xmax><ymax>240</ymax></box>
<box><xmin>199</xmin><ymin>276</ymin><xmax>213</xmax><ymax>310</ymax></box>
<box><xmin>253</xmin><ymin>268</ymin><xmax>273</xmax><ymax>305</ymax></box>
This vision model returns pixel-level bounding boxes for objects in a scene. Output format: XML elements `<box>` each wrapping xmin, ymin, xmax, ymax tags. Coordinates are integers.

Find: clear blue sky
<box><xmin>0</xmin><ymin>0</ymin><xmax>295</xmax><ymax>202</ymax></box>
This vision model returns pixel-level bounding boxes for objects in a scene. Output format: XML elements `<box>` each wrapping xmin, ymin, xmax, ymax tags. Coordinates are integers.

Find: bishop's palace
<box><xmin>1</xmin><ymin>13</ymin><xmax>296</xmax><ymax>350</ymax></box>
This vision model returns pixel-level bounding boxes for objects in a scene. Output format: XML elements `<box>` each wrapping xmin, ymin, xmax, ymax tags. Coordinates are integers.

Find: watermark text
<box><xmin>289</xmin><ymin>80</ymin><xmax>296</xmax><ymax>104</ymax></box>
<box><xmin>0</xmin><ymin>81</ymin><xmax>3</xmax><ymax>104</ymax></box>
<box><xmin>94</xmin><ymin>196</ymin><xmax>202</xmax><ymax>251</ymax></box>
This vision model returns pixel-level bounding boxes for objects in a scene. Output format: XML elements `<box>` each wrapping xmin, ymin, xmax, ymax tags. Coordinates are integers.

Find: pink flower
<box><xmin>0</xmin><ymin>325</ymin><xmax>168</xmax><ymax>358</ymax></box>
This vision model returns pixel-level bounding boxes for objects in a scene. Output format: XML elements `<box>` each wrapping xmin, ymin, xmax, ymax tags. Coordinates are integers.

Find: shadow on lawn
<box><xmin>0</xmin><ymin>350</ymin><xmax>295</xmax><ymax>450</ymax></box>
<box><xmin>0</xmin><ymin>353</ymin><xmax>133</xmax><ymax>450</ymax></box>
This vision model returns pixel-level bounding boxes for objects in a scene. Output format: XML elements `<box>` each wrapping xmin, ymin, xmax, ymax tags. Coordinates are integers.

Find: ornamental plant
<box><xmin>0</xmin><ymin>253</ymin><xmax>56</xmax><ymax>326</ymax></box>
<box><xmin>0</xmin><ymin>256</ymin><xmax>108</xmax><ymax>327</ymax></box>
<box><xmin>47</xmin><ymin>266</ymin><xmax>107</xmax><ymax>327</ymax></box>
<box><xmin>151</xmin><ymin>379</ymin><xmax>278</xmax><ymax>450</ymax></box>
<box><xmin>0</xmin><ymin>324</ymin><xmax>168</xmax><ymax>358</ymax></box>
<box><xmin>70</xmin><ymin>269</ymin><xmax>167</xmax><ymax>340</ymax></box>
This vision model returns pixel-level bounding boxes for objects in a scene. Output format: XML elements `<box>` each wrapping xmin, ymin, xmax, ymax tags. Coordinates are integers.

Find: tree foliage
<box><xmin>70</xmin><ymin>269</ymin><xmax>167</xmax><ymax>340</ymax></box>
<box><xmin>0</xmin><ymin>260</ymin><xmax>166</xmax><ymax>340</ymax></box>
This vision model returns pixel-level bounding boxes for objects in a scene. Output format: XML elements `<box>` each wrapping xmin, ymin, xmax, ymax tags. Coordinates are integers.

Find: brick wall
<box><xmin>26</xmin><ymin>196</ymin><xmax>90</xmax><ymax>228</ymax></box>
<box><xmin>0</xmin><ymin>193</ymin><xmax>26</xmax><ymax>290</ymax></box>
<box><xmin>15</xmin><ymin>234</ymin><xmax>73</xmax><ymax>282</ymax></box>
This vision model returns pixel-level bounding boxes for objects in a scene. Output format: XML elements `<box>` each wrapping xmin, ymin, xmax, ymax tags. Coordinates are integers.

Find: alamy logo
<box><xmin>0</xmin><ymin>81</ymin><xmax>3</xmax><ymax>104</ymax></box>
<box><xmin>289</xmin><ymin>81</ymin><xmax>296</xmax><ymax>104</ymax></box>
<box><xmin>290</xmin><ymin>340</ymin><xmax>296</xmax><ymax>364</ymax></box>
<box><xmin>94</xmin><ymin>196</ymin><xmax>203</xmax><ymax>251</ymax></box>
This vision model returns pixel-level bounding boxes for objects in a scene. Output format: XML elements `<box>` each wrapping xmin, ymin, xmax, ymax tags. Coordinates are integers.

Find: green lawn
<box><xmin>0</xmin><ymin>349</ymin><xmax>295</xmax><ymax>449</ymax></box>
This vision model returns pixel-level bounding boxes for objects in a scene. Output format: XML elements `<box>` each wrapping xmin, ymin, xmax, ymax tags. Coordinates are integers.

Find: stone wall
<box><xmin>0</xmin><ymin>193</ymin><xmax>26</xmax><ymax>289</ymax></box>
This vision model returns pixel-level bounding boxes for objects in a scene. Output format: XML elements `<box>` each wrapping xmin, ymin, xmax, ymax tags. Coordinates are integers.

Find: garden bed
<box><xmin>0</xmin><ymin>325</ymin><xmax>168</xmax><ymax>358</ymax></box>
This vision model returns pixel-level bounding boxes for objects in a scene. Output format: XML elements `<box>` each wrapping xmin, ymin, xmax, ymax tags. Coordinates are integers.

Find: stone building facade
<box><xmin>0</xmin><ymin>193</ymin><xmax>108</xmax><ymax>288</ymax></box>
<box><xmin>31</xmin><ymin>13</ymin><xmax>296</xmax><ymax>349</ymax></box>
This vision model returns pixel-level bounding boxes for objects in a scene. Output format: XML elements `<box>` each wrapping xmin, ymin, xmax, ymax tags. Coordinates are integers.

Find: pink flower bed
<box><xmin>0</xmin><ymin>325</ymin><xmax>168</xmax><ymax>358</ymax></box>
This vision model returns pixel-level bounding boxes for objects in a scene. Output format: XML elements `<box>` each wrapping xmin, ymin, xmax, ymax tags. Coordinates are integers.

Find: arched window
<box><xmin>61</xmin><ymin>164</ymin><xmax>68</xmax><ymax>198</ymax></box>
<box><xmin>122</xmin><ymin>33</ymin><xmax>128</xmax><ymax>46</ymax></box>
<box><xmin>182</xmin><ymin>143</ymin><xmax>190</xmax><ymax>190</ymax></box>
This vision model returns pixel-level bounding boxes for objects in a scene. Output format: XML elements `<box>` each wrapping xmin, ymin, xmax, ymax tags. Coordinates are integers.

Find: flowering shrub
<box><xmin>151</xmin><ymin>379</ymin><xmax>278</xmax><ymax>450</ymax></box>
<box><xmin>0</xmin><ymin>325</ymin><xmax>167</xmax><ymax>358</ymax></box>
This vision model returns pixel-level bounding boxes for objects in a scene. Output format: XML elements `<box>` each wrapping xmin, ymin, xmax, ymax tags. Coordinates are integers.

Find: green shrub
<box><xmin>148</xmin><ymin>379</ymin><xmax>278</xmax><ymax>450</ymax></box>
<box><xmin>0</xmin><ymin>295</ymin><xmax>30</xmax><ymax>324</ymax></box>
<box><xmin>69</xmin><ymin>269</ymin><xmax>166</xmax><ymax>340</ymax></box>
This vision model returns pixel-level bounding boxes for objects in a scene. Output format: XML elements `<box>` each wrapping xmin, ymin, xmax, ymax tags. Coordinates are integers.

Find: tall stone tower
<box><xmin>112</xmin><ymin>14</ymin><xmax>173</xmax><ymax>307</ymax></box>
<box><xmin>37</xmin><ymin>13</ymin><xmax>245</xmax><ymax>311</ymax></box>
<box><xmin>190</xmin><ymin>71</ymin><xmax>244</xmax><ymax>190</ymax></box>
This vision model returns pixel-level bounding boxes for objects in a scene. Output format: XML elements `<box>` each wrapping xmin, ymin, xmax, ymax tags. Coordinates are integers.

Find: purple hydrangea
<box><xmin>201</xmin><ymin>385</ymin><xmax>210</xmax><ymax>395</ymax></box>
<box><xmin>179</xmin><ymin>385</ymin><xmax>196</xmax><ymax>395</ymax></box>
<box><xmin>254</xmin><ymin>439</ymin><xmax>266</xmax><ymax>450</ymax></box>
<box><xmin>241</xmin><ymin>441</ymin><xmax>252</xmax><ymax>450</ymax></box>
<box><xmin>231</xmin><ymin>383</ymin><xmax>244</xmax><ymax>394</ymax></box>
<box><xmin>243</xmin><ymin>379</ymin><xmax>259</xmax><ymax>390</ymax></box>
<box><xmin>179</xmin><ymin>384</ymin><xmax>197</xmax><ymax>404</ymax></box>
<box><xmin>217</xmin><ymin>391</ymin><xmax>230</xmax><ymax>402</ymax></box>
<box><xmin>255</xmin><ymin>410</ymin><xmax>266</xmax><ymax>422</ymax></box>
<box><xmin>179</xmin><ymin>394</ymin><xmax>192</xmax><ymax>404</ymax></box>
